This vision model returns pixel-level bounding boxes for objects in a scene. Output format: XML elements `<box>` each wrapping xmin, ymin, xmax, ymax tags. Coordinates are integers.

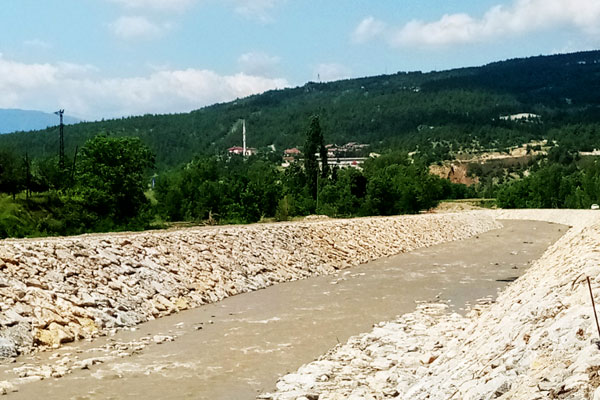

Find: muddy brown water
<box><xmin>1</xmin><ymin>220</ymin><xmax>565</xmax><ymax>400</ymax></box>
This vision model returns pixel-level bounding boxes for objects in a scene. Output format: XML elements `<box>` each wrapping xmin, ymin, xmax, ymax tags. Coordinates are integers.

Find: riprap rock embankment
<box><xmin>265</xmin><ymin>210</ymin><xmax>600</xmax><ymax>400</ymax></box>
<box><xmin>0</xmin><ymin>213</ymin><xmax>500</xmax><ymax>358</ymax></box>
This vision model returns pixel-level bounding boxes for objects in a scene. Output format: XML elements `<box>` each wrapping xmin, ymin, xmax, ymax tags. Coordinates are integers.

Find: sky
<box><xmin>1</xmin><ymin>0</ymin><xmax>599</xmax><ymax>120</ymax></box>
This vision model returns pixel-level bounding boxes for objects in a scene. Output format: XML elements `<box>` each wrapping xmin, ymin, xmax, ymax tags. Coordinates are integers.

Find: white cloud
<box><xmin>110</xmin><ymin>16</ymin><xmax>169</xmax><ymax>40</ymax></box>
<box><xmin>232</xmin><ymin>0</ymin><xmax>282</xmax><ymax>22</ymax></box>
<box><xmin>314</xmin><ymin>63</ymin><xmax>351</xmax><ymax>82</ymax></box>
<box><xmin>356</xmin><ymin>0</ymin><xmax>600</xmax><ymax>47</ymax></box>
<box><xmin>107</xmin><ymin>0</ymin><xmax>283</xmax><ymax>21</ymax></box>
<box><xmin>0</xmin><ymin>55</ymin><xmax>289</xmax><ymax>120</ymax></box>
<box><xmin>23</xmin><ymin>39</ymin><xmax>53</xmax><ymax>50</ymax></box>
<box><xmin>238</xmin><ymin>52</ymin><xmax>281</xmax><ymax>77</ymax></box>
<box><xmin>106</xmin><ymin>0</ymin><xmax>196</xmax><ymax>12</ymax></box>
<box><xmin>353</xmin><ymin>16</ymin><xmax>387</xmax><ymax>43</ymax></box>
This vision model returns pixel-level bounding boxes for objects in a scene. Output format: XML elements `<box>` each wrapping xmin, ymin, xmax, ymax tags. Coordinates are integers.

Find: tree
<box><xmin>156</xmin><ymin>155</ymin><xmax>283</xmax><ymax>224</ymax></box>
<box><xmin>35</xmin><ymin>156</ymin><xmax>65</xmax><ymax>191</ymax></box>
<box><xmin>73</xmin><ymin>135</ymin><xmax>155</xmax><ymax>226</ymax></box>
<box><xmin>0</xmin><ymin>151</ymin><xmax>24</xmax><ymax>199</ymax></box>
<box><xmin>319</xmin><ymin>128</ymin><xmax>329</xmax><ymax>180</ymax></box>
<box><xmin>281</xmin><ymin>163</ymin><xmax>312</xmax><ymax>216</ymax></box>
<box><xmin>362</xmin><ymin>152</ymin><xmax>444</xmax><ymax>215</ymax></box>
<box><xmin>304</xmin><ymin>116</ymin><xmax>327</xmax><ymax>199</ymax></box>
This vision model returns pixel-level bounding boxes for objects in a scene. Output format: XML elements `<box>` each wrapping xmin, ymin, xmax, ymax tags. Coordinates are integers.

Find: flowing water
<box><xmin>1</xmin><ymin>220</ymin><xmax>565</xmax><ymax>399</ymax></box>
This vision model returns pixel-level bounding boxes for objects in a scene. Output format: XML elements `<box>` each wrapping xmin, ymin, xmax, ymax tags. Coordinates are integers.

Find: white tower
<box><xmin>242</xmin><ymin>119</ymin><xmax>247</xmax><ymax>157</ymax></box>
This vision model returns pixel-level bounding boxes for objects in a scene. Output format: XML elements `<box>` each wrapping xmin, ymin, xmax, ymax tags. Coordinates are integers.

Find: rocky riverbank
<box><xmin>0</xmin><ymin>213</ymin><xmax>500</xmax><ymax>358</ymax></box>
<box><xmin>263</xmin><ymin>210</ymin><xmax>600</xmax><ymax>400</ymax></box>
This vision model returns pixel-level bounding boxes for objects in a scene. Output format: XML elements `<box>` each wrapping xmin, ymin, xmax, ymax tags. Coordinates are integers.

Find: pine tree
<box><xmin>319</xmin><ymin>124</ymin><xmax>329</xmax><ymax>179</ymax></box>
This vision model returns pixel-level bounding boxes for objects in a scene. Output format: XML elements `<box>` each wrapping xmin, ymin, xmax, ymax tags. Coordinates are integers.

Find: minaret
<box><xmin>242</xmin><ymin>119</ymin><xmax>247</xmax><ymax>157</ymax></box>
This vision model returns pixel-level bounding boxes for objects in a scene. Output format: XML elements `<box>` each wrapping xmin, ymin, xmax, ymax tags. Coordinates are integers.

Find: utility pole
<box><xmin>54</xmin><ymin>110</ymin><xmax>65</xmax><ymax>169</ymax></box>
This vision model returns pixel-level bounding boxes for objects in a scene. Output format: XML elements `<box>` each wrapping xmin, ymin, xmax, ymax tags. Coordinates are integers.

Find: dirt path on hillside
<box><xmin>0</xmin><ymin>220</ymin><xmax>565</xmax><ymax>399</ymax></box>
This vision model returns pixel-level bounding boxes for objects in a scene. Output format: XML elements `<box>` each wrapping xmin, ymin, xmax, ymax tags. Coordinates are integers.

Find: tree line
<box><xmin>0</xmin><ymin>135</ymin><xmax>154</xmax><ymax>238</ymax></box>
<box><xmin>495</xmin><ymin>148</ymin><xmax>600</xmax><ymax>209</ymax></box>
<box><xmin>154</xmin><ymin>116</ymin><xmax>473</xmax><ymax>225</ymax></box>
<box><xmin>0</xmin><ymin>116</ymin><xmax>475</xmax><ymax>238</ymax></box>
<box><xmin>0</xmin><ymin>51</ymin><xmax>597</xmax><ymax>234</ymax></box>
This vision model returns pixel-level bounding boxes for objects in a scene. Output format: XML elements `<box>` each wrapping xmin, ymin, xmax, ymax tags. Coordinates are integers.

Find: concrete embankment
<box><xmin>265</xmin><ymin>210</ymin><xmax>600</xmax><ymax>400</ymax></box>
<box><xmin>0</xmin><ymin>213</ymin><xmax>500</xmax><ymax>358</ymax></box>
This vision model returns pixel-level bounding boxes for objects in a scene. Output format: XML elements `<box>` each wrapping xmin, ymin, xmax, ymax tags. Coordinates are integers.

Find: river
<box><xmin>0</xmin><ymin>219</ymin><xmax>565</xmax><ymax>399</ymax></box>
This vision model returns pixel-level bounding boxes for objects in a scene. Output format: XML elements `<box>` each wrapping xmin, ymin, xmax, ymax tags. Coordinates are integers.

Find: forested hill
<box><xmin>1</xmin><ymin>50</ymin><xmax>599</xmax><ymax>169</ymax></box>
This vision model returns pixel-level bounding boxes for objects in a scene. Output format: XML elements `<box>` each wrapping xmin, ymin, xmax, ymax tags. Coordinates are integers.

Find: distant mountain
<box><xmin>0</xmin><ymin>109</ymin><xmax>80</xmax><ymax>134</ymax></box>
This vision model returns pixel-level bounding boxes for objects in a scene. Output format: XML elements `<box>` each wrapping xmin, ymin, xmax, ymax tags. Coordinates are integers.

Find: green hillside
<box><xmin>1</xmin><ymin>50</ymin><xmax>600</xmax><ymax>237</ymax></box>
<box><xmin>1</xmin><ymin>50</ymin><xmax>599</xmax><ymax>170</ymax></box>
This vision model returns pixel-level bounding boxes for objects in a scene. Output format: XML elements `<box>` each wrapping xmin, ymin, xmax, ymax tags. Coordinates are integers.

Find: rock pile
<box><xmin>0</xmin><ymin>213</ymin><xmax>499</xmax><ymax>357</ymax></box>
<box><xmin>260</xmin><ymin>303</ymin><xmax>465</xmax><ymax>400</ymax></box>
<box><xmin>263</xmin><ymin>210</ymin><xmax>600</xmax><ymax>400</ymax></box>
<box><xmin>0</xmin><ymin>329</ymin><xmax>178</xmax><ymax>395</ymax></box>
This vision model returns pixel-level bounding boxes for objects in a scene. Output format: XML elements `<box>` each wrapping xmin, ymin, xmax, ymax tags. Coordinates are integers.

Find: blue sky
<box><xmin>1</xmin><ymin>0</ymin><xmax>599</xmax><ymax>120</ymax></box>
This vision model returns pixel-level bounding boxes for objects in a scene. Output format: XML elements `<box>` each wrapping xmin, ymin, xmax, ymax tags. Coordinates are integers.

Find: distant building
<box><xmin>284</xmin><ymin>148</ymin><xmax>301</xmax><ymax>156</ymax></box>
<box><xmin>228</xmin><ymin>146</ymin><xmax>257</xmax><ymax>156</ymax></box>
<box><xmin>500</xmin><ymin>113</ymin><xmax>541</xmax><ymax>122</ymax></box>
<box><xmin>228</xmin><ymin>146</ymin><xmax>244</xmax><ymax>155</ymax></box>
<box><xmin>228</xmin><ymin>119</ymin><xmax>257</xmax><ymax>157</ymax></box>
<box><xmin>326</xmin><ymin>157</ymin><xmax>368</xmax><ymax>169</ymax></box>
<box><xmin>283</xmin><ymin>148</ymin><xmax>302</xmax><ymax>164</ymax></box>
<box><xmin>324</xmin><ymin>142</ymin><xmax>370</xmax><ymax>158</ymax></box>
<box><xmin>281</xmin><ymin>143</ymin><xmax>372</xmax><ymax>168</ymax></box>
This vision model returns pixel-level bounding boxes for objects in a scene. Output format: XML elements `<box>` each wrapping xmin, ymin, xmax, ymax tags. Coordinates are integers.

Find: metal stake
<box><xmin>588</xmin><ymin>276</ymin><xmax>600</xmax><ymax>341</ymax></box>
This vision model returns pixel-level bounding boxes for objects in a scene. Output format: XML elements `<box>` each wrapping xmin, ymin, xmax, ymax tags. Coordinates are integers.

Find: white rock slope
<box><xmin>264</xmin><ymin>210</ymin><xmax>600</xmax><ymax>400</ymax></box>
<box><xmin>0</xmin><ymin>213</ymin><xmax>499</xmax><ymax>358</ymax></box>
